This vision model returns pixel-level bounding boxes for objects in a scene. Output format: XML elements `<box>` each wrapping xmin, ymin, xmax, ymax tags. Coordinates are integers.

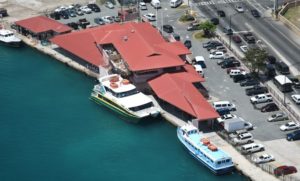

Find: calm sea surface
<box><xmin>0</xmin><ymin>45</ymin><xmax>247</xmax><ymax>181</ymax></box>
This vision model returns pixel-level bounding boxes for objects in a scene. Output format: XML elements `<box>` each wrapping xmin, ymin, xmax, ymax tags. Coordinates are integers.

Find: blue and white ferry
<box><xmin>177</xmin><ymin>124</ymin><xmax>235</xmax><ymax>175</ymax></box>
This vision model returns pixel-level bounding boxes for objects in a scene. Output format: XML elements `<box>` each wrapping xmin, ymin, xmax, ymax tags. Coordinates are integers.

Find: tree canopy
<box><xmin>199</xmin><ymin>21</ymin><xmax>216</xmax><ymax>37</ymax></box>
<box><xmin>244</xmin><ymin>47</ymin><xmax>268</xmax><ymax>73</ymax></box>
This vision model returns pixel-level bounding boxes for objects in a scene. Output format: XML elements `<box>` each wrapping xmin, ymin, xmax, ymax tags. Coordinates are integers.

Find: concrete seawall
<box><xmin>19</xmin><ymin>35</ymin><xmax>99</xmax><ymax>78</ymax></box>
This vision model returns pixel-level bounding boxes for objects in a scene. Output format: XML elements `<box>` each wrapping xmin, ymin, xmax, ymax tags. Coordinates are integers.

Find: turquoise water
<box><xmin>0</xmin><ymin>45</ymin><xmax>247</xmax><ymax>181</ymax></box>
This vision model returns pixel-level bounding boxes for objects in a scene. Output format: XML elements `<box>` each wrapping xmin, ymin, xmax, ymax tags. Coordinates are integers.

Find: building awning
<box><xmin>15</xmin><ymin>16</ymin><xmax>72</xmax><ymax>34</ymax></box>
<box><xmin>149</xmin><ymin>73</ymin><xmax>219</xmax><ymax>121</ymax></box>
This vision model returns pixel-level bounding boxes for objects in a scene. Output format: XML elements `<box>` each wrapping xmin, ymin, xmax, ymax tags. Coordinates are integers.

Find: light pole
<box><xmin>229</xmin><ymin>12</ymin><xmax>238</xmax><ymax>50</ymax></box>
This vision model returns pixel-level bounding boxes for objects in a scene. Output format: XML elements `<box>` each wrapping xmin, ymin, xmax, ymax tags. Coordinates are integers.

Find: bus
<box><xmin>273</xmin><ymin>75</ymin><xmax>293</xmax><ymax>92</ymax></box>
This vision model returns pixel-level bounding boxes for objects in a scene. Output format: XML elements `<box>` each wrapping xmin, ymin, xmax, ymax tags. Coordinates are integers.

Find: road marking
<box><xmin>194</xmin><ymin>0</ymin><xmax>245</xmax><ymax>6</ymax></box>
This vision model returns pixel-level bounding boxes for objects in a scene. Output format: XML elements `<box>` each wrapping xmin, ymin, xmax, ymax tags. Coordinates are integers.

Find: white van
<box><xmin>241</xmin><ymin>143</ymin><xmax>264</xmax><ymax>154</ymax></box>
<box><xmin>229</xmin><ymin>69</ymin><xmax>245</xmax><ymax>77</ymax></box>
<box><xmin>193</xmin><ymin>64</ymin><xmax>204</xmax><ymax>77</ymax></box>
<box><xmin>170</xmin><ymin>0</ymin><xmax>182</xmax><ymax>8</ymax></box>
<box><xmin>151</xmin><ymin>0</ymin><xmax>161</xmax><ymax>9</ymax></box>
<box><xmin>212</xmin><ymin>101</ymin><xmax>236</xmax><ymax>111</ymax></box>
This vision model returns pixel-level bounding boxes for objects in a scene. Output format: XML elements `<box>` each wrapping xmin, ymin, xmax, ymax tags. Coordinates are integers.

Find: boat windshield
<box><xmin>116</xmin><ymin>89</ymin><xmax>139</xmax><ymax>98</ymax></box>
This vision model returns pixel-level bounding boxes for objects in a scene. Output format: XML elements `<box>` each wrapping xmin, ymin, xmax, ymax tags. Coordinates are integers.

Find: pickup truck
<box><xmin>245</xmin><ymin>85</ymin><xmax>268</xmax><ymax>96</ymax></box>
<box><xmin>250</xmin><ymin>93</ymin><xmax>273</xmax><ymax>104</ymax></box>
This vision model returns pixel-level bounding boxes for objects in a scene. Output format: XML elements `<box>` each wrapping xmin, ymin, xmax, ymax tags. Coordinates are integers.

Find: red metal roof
<box><xmin>50</xmin><ymin>22</ymin><xmax>190</xmax><ymax>70</ymax></box>
<box><xmin>15</xmin><ymin>16</ymin><xmax>72</xmax><ymax>34</ymax></box>
<box><xmin>149</xmin><ymin>73</ymin><xmax>219</xmax><ymax>121</ymax></box>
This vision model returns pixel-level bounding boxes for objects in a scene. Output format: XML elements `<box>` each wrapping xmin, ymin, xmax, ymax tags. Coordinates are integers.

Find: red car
<box><xmin>274</xmin><ymin>166</ymin><xmax>297</xmax><ymax>176</ymax></box>
<box><xmin>232</xmin><ymin>35</ymin><xmax>242</xmax><ymax>43</ymax></box>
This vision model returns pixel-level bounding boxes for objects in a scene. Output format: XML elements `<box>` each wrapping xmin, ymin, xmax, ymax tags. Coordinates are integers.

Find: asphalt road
<box><xmin>193</xmin><ymin>0</ymin><xmax>300</xmax><ymax>74</ymax></box>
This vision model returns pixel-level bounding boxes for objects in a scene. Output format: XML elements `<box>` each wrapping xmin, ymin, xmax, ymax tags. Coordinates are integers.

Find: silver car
<box><xmin>267</xmin><ymin>112</ymin><xmax>288</xmax><ymax>122</ymax></box>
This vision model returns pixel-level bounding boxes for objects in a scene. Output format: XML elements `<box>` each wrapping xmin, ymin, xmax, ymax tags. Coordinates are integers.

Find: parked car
<box><xmin>210</xmin><ymin>17</ymin><xmax>219</xmax><ymax>25</ymax></box>
<box><xmin>287</xmin><ymin>76</ymin><xmax>300</xmax><ymax>89</ymax></box>
<box><xmin>244</xmin><ymin>121</ymin><xmax>253</xmax><ymax>130</ymax></box>
<box><xmin>143</xmin><ymin>13</ymin><xmax>156</xmax><ymax>21</ymax></box>
<box><xmin>250</xmin><ymin>93</ymin><xmax>272</xmax><ymax>104</ymax></box>
<box><xmin>102</xmin><ymin>16</ymin><xmax>114</xmax><ymax>24</ymax></box>
<box><xmin>275</xmin><ymin>61</ymin><xmax>290</xmax><ymax>75</ymax></box>
<box><xmin>217</xmin><ymin>10</ymin><xmax>226</xmax><ymax>17</ymax></box>
<box><xmin>221</xmin><ymin>60</ymin><xmax>240</xmax><ymax>69</ymax></box>
<box><xmin>171</xmin><ymin>33</ymin><xmax>180</xmax><ymax>41</ymax></box>
<box><xmin>232</xmin><ymin>132</ymin><xmax>253</xmax><ymax>145</ymax></box>
<box><xmin>233</xmin><ymin>74</ymin><xmax>253</xmax><ymax>83</ymax></box>
<box><xmin>232</xmin><ymin>35</ymin><xmax>242</xmax><ymax>43</ymax></box>
<box><xmin>235</xmin><ymin>4</ymin><xmax>244</xmax><ymax>13</ymax></box>
<box><xmin>105</xmin><ymin>1</ymin><xmax>114</xmax><ymax>9</ymax></box>
<box><xmin>242</xmin><ymin>32</ymin><xmax>255</xmax><ymax>44</ymax></box>
<box><xmin>240</xmin><ymin>79</ymin><xmax>260</xmax><ymax>87</ymax></box>
<box><xmin>193</xmin><ymin>56</ymin><xmax>206</xmax><ymax>68</ymax></box>
<box><xmin>229</xmin><ymin>69</ymin><xmax>245</xmax><ymax>77</ymax></box>
<box><xmin>261</xmin><ymin>103</ymin><xmax>279</xmax><ymax>112</ymax></box>
<box><xmin>212</xmin><ymin>101</ymin><xmax>236</xmax><ymax>111</ymax></box>
<box><xmin>162</xmin><ymin>24</ymin><xmax>173</xmax><ymax>33</ymax></box>
<box><xmin>228</xmin><ymin>129</ymin><xmax>248</xmax><ymax>139</ymax></box>
<box><xmin>267</xmin><ymin>112</ymin><xmax>288</xmax><ymax>122</ymax></box>
<box><xmin>203</xmin><ymin>40</ymin><xmax>222</xmax><ymax>49</ymax></box>
<box><xmin>80</xmin><ymin>6</ymin><xmax>92</xmax><ymax>14</ymax></box>
<box><xmin>226</xmin><ymin>67</ymin><xmax>244</xmax><ymax>74</ymax></box>
<box><xmin>241</xmin><ymin>143</ymin><xmax>264</xmax><ymax>154</ymax></box>
<box><xmin>286</xmin><ymin>130</ymin><xmax>300</xmax><ymax>141</ymax></box>
<box><xmin>139</xmin><ymin>2</ymin><xmax>147</xmax><ymax>10</ymax></box>
<box><xmin>76</xmin><ymin>9</ymin><xmax>84</xmax><ymax>16</ymax></box>
<box><xmin>94</xmin><ymin>17</ymin><xmax>105</xmax><ymax>25</ymax></box>
<box><xmin>291</xmin><ymin>94</ymin><xmax>300</xmax><ymax>104</ymax></box>
<box><xmin>223</xmin><ymin>27</ymin><xmax>233</xmax><ymax>35</ymax></box>
<box><xmin>209</xmin><ymin>46</ymin><xmax>227</xmax><ymax>53</ymax></box>
<box><xmin>187</xmin><ymin>22</ymin><xmax>201</xmax><ymax>31</ymax></box>
<box><xmin>66</xmin><ymin>22</ymin><xmax>79</xmax><ymax>30</ymax></box>
<box><xmin>245</xmin><ymin>85</ymin><xmax>268</xmax><ymax>96</ymax></box>
<box><xmin>184</xmin><ymin>40</ymin><xmax>192</xmax><ymax>49</ymax></box>
<box><xmin>217</xmin><ymin>113</ymin><xmax>237</xmax><ymax>123</ymax></box>
<box><xmin>280</xmin><ymin>121</ymin><xmax>300</xmax><ymax>131</ymax></box>
<box><xmin>274</xmin><ymin>166</ymin><xmax>297</xmax><ymax>177</ymax></box>
<box><xmin>250</xmin><ymin>9</ymin><xmax>260</xmax><ymax>17</ymax></box>
<box><xmin>240</xmin><ymin>45</ymin><xmax>248</xmax><ymax>53</ymax></box>
<box><xmin>87</xmin><ymin>3</ymin><xmax>100</xmax><ymax>12</ymax></box>
<box><xmin>112</xmin><ymin>16</ymin><xmax>121</xmax><ymax>22</ymax></box>
<box><xmin>209</xmin><ymin>51</ymin><xmax>224</xmax><ymax>59</ymax></box>
<box><xmin>253</xmin><ymin>154</ymin><xmax>274</xmax><ymax>164</ymax></box>
<box><xmin>266</xmin><ymin>55</ymin><xmax>277</xmax><ymax>64</ymax></box>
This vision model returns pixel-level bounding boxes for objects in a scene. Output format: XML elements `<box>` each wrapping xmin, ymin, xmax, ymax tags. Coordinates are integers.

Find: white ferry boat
<box><xmin>0</xmin><ymin>28</ymin><xmax>22</xmax><ymax>47</ymax></box>
<box><xmin>90</xmin><ymin>74</ymin><xmax>160</xmax><ymax>122</ymax></box>
<box><xmin>177</xmin><ymin>124</ymin><xmax>235</xmax><ymax>175</ymax></box>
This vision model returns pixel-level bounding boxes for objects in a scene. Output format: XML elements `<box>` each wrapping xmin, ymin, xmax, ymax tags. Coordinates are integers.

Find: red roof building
<box><xmin>149</xmin><ymin>73</ymin><xmax>219</xmax><ymax>121</ymax></box>
<box><xmin>51</xmin><ymin>22</ymin><xmax>190</xmax><ymax>71</ymax></box>
<box><xmin>15</xmin><ymin>16</ymin><xmax>72</xmax><ymax>34</ymax></box>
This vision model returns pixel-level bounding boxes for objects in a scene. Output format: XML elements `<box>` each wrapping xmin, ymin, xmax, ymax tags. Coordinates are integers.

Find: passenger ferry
<box><xmin>177</xmin><ymin>124</ymin><xmax>235</xmax><ymax>175</ymax></box>
<box><xmin>0</xmin><ymin>28</ymin><xmax>22</xmax><ymax>47</ymax></box>
<box><xmin>90</xmin><ymin>74</ymin><xmax>160</xmax><ymax>122</ymax></box>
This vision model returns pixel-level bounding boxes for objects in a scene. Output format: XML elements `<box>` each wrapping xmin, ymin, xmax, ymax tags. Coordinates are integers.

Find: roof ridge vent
<box><xmin>131</xmin><ymin>29</ymin><xmax>135</xmax><ymax>33</ymax></box>
<box><xmin>123</xmin><ymin>36</ymin><xmax>128</xmax><ymax>42</ymax></box>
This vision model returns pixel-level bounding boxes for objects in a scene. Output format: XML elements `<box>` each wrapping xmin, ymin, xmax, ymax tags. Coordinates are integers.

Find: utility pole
<box><xmin>274</xmin><ymin>0</ymin><xmax>278</xmax><ymax>18</ymax></box>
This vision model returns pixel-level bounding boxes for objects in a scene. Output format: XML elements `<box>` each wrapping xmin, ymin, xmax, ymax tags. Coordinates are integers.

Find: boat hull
<box><xmin>0</xmin><ymin>40</ymin><xmax>23</xmax><ymax>47</ymax></box>
<box><xmin>90</xmin><ymin>95</ymin><xmax>141</xmax><ymax>123</ymax></box>
<box><xmin>177</xmin><ymin>128</ymin><xmax>235</xmax><ymax>175</ymax></box>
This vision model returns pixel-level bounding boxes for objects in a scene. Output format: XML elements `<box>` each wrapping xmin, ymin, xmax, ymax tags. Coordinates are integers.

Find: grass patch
<box><xmin>193</xmin><ymin>31</ymin><xmax>206</xmax><ymax>40</ymax></box>
<box><xmin>179</xmin><ymin>14</ymin><xmax>195</xmax><ymax>22</ymax></box>
<box><xmin>283</xmin><ymin>6</ymin><xmax>300</xmax><ymax>29</ymax></box>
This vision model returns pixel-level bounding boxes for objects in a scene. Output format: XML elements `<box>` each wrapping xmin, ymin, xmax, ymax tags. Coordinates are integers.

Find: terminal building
<box><xmin>50</xmin><ymin>21</ymin><xmax>219</xmax><ymax>122</ymax></box>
